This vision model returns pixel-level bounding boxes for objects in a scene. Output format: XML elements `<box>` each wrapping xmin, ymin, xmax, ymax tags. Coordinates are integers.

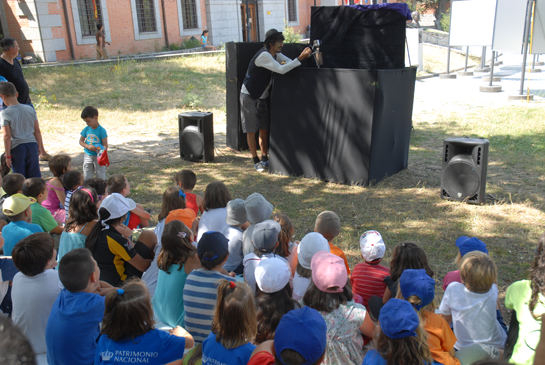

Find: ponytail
<box><xmin>84</xmin><ymin>207</ymin><xmax>125</xmax><ymax>252</ymax></box>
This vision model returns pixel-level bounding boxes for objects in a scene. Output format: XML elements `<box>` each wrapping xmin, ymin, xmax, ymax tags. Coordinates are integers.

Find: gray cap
<box><xmin>226</xmin><ymin>198</ymin><xmax>247</xmax><ymax>226</ymax></box>
<box><xmin>252</xmin><ymin>219</ymin><xmax>281</xmax><ymax>252</ymax></box>
<box><xmin>245</xmin><ymin>193</ymin><xmax>273</xmax><ymax>224</ymax></box>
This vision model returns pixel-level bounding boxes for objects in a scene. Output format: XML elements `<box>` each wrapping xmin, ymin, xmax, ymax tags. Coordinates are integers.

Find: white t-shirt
<box><xmin>439</xmin><ymin>282</ymin><xmax>507</xmax><ymax>349</ymax></box>
<box><xmin>196</xmin><ymin>208</ymin><xmax>228</xmax><ymax>243</ymax></box>
<box><xmin>142</xmin><ymin>219</ymin><xmax>165</xmax><ymax>297</ymax></box>
<box><xmin>12</xmin><ymin>269</ymin><xmax>63</xmax><ymax>354</ymax></box>
<box><xmin>292</xmin><ymin>271</ymin><xmax>311</xmax><ymax>301</ymax></box>
<box><xmin>221</xmin><ymin>225</ymin><xmax>244</xmax><ymax>272</ymax></box>
<box><xmin>243</xmin><ymin>253</ymin><xmax>287</xmax><ymax>293</ymax></box>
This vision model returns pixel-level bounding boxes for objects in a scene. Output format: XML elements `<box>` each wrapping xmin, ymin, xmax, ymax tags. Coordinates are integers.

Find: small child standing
<box><xmin>314</xmin><ymin>211</ymin><xmax>350</xmax><ymax>275</ymax></box>
<box><xmin>46</xmin><ymin>248</ymin><xmax>114</xmax><ymax>365</ymax></box>
<box><xmin>2</xmin><ymin>193</ymin><xmax>43</xmax><ymax>256</ymax></box>
<box><xmin>202</xmin><ymin>280</ymin><xmax>257</xmax><ymax>365</ymax></box>
<box><xmin>0</xmin><ymin>82</ymin><xmax>46</xmax><ymax>178</ymax></box>
<box><xmin>351</xmin><ymin>230</ymin><xmax>390</xmax><ymax>306</ymax></box>
<box><xmin>79</xmin><ymin>106</ymin><xmax>108</xmax><ymax>180</ymax></box>
<box><xmin>11</xmin><ymin>233</ymin><xmax>61</xmax><ymax>355</ymax></box>
<box><xmin>107</xmin><ymin>174</ymin><xmax>150</xmax><ymax>229</ymax></box>
<box><xmin>43</xmin><ymin>154</ymin><xmax>73</xmax><ymax>223</ymax></box>
<box><xmin>94</xmin><ymin>280</ymin><xmax>194</xmax><ymax>364</ymax></box>
<box><xmin>23</xmin><ymin>177</ymin><xmax>63</xmax><ymax>237</ymax></box>
<box><xmin>439</xmin><ymin>251</ymin><xmax>507</xmax><ymax>360</ymax></box>
<box><xmin>175</xmin><ymin>169</ymin><xmax>203</xmax><ymax>215</ymax></box>
<box><xmin>62</xmin><ymin>170</ymin><xmax>84</xmax><ymax>219</ymax></box>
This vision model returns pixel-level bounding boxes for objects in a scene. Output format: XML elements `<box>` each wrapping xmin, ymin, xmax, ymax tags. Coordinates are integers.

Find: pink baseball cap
<box><xmin>310</xmin><ymin>251</ymin><xmax>347</xmax><ymax>293</ymax></box>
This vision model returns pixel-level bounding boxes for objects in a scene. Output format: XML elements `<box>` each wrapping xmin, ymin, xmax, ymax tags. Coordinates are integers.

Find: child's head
<box><xmin>3</xmin><ymin>193</ymin><xmax>34</xmax><ymax>222</ymax></box>
<box><xmin>203</xmin><ymin>181</ymin><xmax>231</xmax><ymax>212</ymax></box>
<box><xmin>58</xmin><ymin>248</ymin><xmax>99</xmax><ymax>293</ymax></box>
<box><xmin>22</xmin><ymin>178</ymin><xmax>47</xmax><ymax>201</ymax></box>
<box><xmin>107</xmin><ymin>174</ymin><xmax>129</xmax><ymax>196</ymax></box>
<box><xmin>157</xmin><ymin>220</ymin><xmax>196</xmax><ymax>272</ymax></box>
<box><xmin>65</xmin><ymin>187</ymin><xmax>98</xmax><ymax>231</ymax></box>
<box><xmin>454</xmin><ymin>236</ymin><xmax>489</xmax><ymax>266</ymax></box>
<box><xmin>2</xmin><ymin>173</ymin><xmax>25</xmax><ymax>195</ymax></box>
<box><xmin>297</xmin><ymin>232</ymin><xmax>330</xmax><ymax>278</ymax></box>
<box><xmin>157</xmin><ymin>187</ymin><xmax>186</xmax><ymax>222</ymax></box>
<box><xmin>303</xmin><ymin>251</ymin><xmax>352</xmax><ymax>312</ymax></box>
<box><xmin>12</xmin><ymin>232</ymin><xmax>56</xmax><ymax>276</ymax></box>
<box><xmin>252</xmin><ymin>220</ymin><xmax>281</xmax><ymax>256</ymax></box>
<box><xmin>49</xmin><ymin>154</ymin><xmax>72</xmax><ymax>178</ymax></box>
<box><xmin>314</xmin><ymin>211</ymin><xmax>340</xmax><ymax>241</ymax></box>
<box><xmin>359</xmin><ymin>230</ymin><xmax>386</xmax><ymax>263</ymax></box>
<box><xmin>212</xmin><ymin>280</ymin><xmax>257</xmax><ymax>349</ymax></box>
<box><xmin>62</xmin><ymin>171</ymin><xmax>84</xmax><ymax>192</ymax></box>
<box><xmin>0</xmin><ymin>82</ymin><xmax>17</xmax><ymax>98</ymax></box>
<box><xmin>255</xmin><ymin>257</ymin><xmax>294</xmax><ymax>344</ymax></box>
<box><xmin>244</xmin><ymin>192</ymin><xmax>273</xmax><ymax>224</ymax></box>
<box><xmin>197</xmin><ymin>231</ymin><xmax>229</xmax><ymax>269</ymax></box>
<box><xmin>460</xmin><ymin>251</ymin><xmax>497</xmax><ymax>294</ymax></box>
<box><xmin>175</xmin><ymin>169</ymin><xmax>197</xmax><ymax>191</ymax></box>
<box><xmin>101</xmin><ymin>280</ymin><xmax>154</xmax><ymax>341</ymax></box>
<box><xmin>530</xmin><ymin>232</ymin><xmax>545</xmax><ymax>318</ymax></box>
<box><xmin>390</xmin><ymin>241</ymin><xmax>434</xmax><ymax>282</ymax></box>
<box><xmin>397</xmin><ymin>269</ymin><xmax>436</xmax><ymax>319</ymax></box>
<box><xmin>376</xmin><ymin>298</ymin><xmax>432</xmax><ymax>365</ymax></box>
<box><xmin>81</xmin><ymin>106</ymin><xmax>99</xmax><ymax>129</ymax></box>
<box><xmin>83</xmin><ymin>178</ymin><xmax>107</xmax><ymax>196</ymax></box>
<box><xmin>225</xmin><ymin>198</ymin><xmax>247</xmax><ymax>227</ymax></box>
<box><xmin>0</xmin><ymin>315</ymin><xmax>36</xmax><ymax>365</ymax></box>
<box><xmin>274</xmin><ymin>307</ymin><xmax>327</xmax><ymax>365</ymax></box>
<box><xmin>271</xmin><ymin>213</ymin><xmax>294</xmax><ymax>258</ymax></box>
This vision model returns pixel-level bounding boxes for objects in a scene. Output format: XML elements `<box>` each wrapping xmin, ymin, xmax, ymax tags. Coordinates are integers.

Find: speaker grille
<box><xmin>442</xmin><ymin>155</ymin><xmax>480</xmax><ymax>200</ymax></box>
<box><xmin>180</xmin><ymin>126</ymin><xmax>204</xmax><ymax>160</ymax></box>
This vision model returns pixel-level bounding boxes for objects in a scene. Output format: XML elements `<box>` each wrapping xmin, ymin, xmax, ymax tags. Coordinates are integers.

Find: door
<box><xmin>241</xmin><ymin>4</ymin><xmax>257</xmax><ymax>42</ymax></box>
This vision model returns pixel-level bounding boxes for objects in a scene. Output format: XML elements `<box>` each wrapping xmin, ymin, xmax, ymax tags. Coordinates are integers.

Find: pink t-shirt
<box><xmin>442</xmin><ymin>270</ymin><xmax>462</xmax><ymax>291</ymax></box>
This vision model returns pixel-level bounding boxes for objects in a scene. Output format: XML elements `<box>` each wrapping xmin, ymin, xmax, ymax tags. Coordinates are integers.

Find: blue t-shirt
<box><xmin>202</xmin><ymin>332</ymin><xmax>256</xmax><ymax>365</ymax></box>
<box><xmin>94</xmin><ymin>329</ymin><xmax>186</xmax><ymax>364</ymax></box>
<box><xmin>81</xmin><ymin>125</ymin><xmax>107</xmax><ymax>156</ymax></box>
<box><xmin>362</xmin><ymin>349</ymin><xmax>442</xmax><ymax>365</ymax></box>
<box><xmin>2</xmin><ymin>220</ymin><xmax>43</xmax><ymax>256</ymax></box>
<box><xmin>46</xmin><ymin>289</ymin><xmax>105</xmax><ymax>365</ymax></box>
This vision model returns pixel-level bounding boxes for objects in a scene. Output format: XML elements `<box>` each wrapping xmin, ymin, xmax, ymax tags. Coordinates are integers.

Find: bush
<box><xmin>283</xmin><ymin>20</ymin><xmax>302</xmax><ymax>43</ymax></box>
<box><xmin>164</xmin><ymin>37</ymin><xmax>202</xmax><ymax>51</ymax></box>
<box><xmin>440</xmin><ymin>9</ymin><xmax>451</xmax><ymax>32</ymax></box>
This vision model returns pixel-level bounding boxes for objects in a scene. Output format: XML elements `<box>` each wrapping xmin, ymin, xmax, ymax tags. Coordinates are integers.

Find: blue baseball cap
<box><xmin>399</xmin><ymin>269</ymin><xmax>436</xmax><ymax>310</ymax></box>
<box><xmin>197</xmin><ymin>231</ymin><xmax>229</xmax><ymax>260</ymax></box>
<box><xmin>274</xmin><ymin>307</ymin><xmax>327</xmax><ymax>364</ymax></box>
<box><xmin>379</xmin><ymin>299</ymin><xmax>419</xmax><ymax>339</ymax></box>
<box><xmin>455</xmin><ymin>236</ymin><xmax>488</xmax><ymax>257</ymax></box>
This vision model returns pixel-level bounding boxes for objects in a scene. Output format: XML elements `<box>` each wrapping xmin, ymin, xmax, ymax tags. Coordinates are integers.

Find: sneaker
<box><xmin>261</xmin><ymin>160</ymin><xmax>269</xmax><ymax>169</ymax></box>
<box><xmin>254</xmin><ymin>162</ymin><xmax>264</xmax><ymax>172</ymax></box>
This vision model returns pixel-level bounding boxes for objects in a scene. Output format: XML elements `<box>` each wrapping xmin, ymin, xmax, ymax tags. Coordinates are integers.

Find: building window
<box><xmin>136</xmin><ymin>0</ymin><xmax>157</xmax><ymax>33</ymax></box>
<box><xmin>181</xmin><ymin>0</ymin><xmax>198</xmax><ymax>29</ymax></box>
<box><xmin>77</xmin><ymin>0</ymin><xmax>103</xmax><ymax>37</ymax></box>
<box><xmin>287</xmin><ymin>0</ymin><xmax>297</xmax><ymax>22</ymax></box>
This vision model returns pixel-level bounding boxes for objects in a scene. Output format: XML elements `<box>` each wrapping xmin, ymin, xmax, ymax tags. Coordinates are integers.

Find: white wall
<box><xmin>206</xmin><ymin>0</ymin><xmax>243</xmax><ymax>45</ymax></box>
<box><xmin>258</xmin><ymin>0</ymin><xmax>285</xmax><ymax>42</ymax></box>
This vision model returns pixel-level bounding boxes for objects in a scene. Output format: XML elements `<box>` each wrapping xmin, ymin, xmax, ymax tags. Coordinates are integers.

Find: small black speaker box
<box><xmin>178</xmin><ymin>112</ymin><xmax>214</xmax><ymax>162</ymax></box>
<box><xmin>441</xmin><ymin>137</ymin><xmax>489</xmax><ymax>204</ymax></box>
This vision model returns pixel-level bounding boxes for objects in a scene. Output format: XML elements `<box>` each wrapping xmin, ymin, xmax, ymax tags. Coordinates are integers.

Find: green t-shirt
<box><xmin>505</xmin><ymin>279</ymin><xmax>545</xmax><ymax>365</ymax></box>
<box><xmin>31</xmin><ymin>202</ymin><xmax>58</xmax><ymax>233</ymax></box>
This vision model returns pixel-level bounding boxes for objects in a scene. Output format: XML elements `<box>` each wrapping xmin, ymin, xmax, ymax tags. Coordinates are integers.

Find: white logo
<box><xmin>101</xmin><ymin>350</ymin><xmax>114</xmax><ymax>361</ymax></box>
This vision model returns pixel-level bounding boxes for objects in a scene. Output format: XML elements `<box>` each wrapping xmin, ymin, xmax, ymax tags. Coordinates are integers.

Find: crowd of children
<box><xmin>0</xmin><ymin>98</ymin><xmax>544</xmax><ymax>365</ymax></box>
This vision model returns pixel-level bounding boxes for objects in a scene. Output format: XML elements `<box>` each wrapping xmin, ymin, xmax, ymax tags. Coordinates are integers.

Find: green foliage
<box><xmin>419</xmin><ymin>0</ymin><xmax>450</xmax><ymax>27</ymax></box>
<box><xmin>283</xmin><ymin>20</ymin><xmax>302</xmax><ymax>43</ymax></box>
<box><xmin>165</xmin><ymin>38</ymin><xmax>202</xmax><ymax>51</ymax></box>
<box><xmin>182</xmin><ymin>83</ymin><xmax>202</xmax><ymax>108</ymax></box>
<box><xmin>440</xmin><ymin>9</ymin><xmax>451</xmax><ymax>32</ymax></box>
<box><xmin>29</xmin><ymin>87</ymin><xmax>56</xmax><ymax>109</ymax></box>
<box><xmin>398</xmin><ymin>0</ymin><xmax>416</xmax><ymax>12</ymax></box>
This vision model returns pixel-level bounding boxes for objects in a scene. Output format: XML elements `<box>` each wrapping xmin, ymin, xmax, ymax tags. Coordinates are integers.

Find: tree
<box><xmin>419</xmin><ymin>0</ymin><xmax>451</xmax><ymax>30</ymax></box>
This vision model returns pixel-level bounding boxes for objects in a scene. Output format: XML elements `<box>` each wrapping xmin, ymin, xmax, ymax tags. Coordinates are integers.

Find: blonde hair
<box><xmin>395</xmin><ymin>289</ymin><xmax>437</xmax><ymax>324</ymax></box>
<box><xmin>460</xmin><ymin>251</ymin><xmax>497</xmax><ymax>294</ymax></box>
<box><xmin>212</xmin><ymin>280</ymin><xmax>257</xmax><ymax>349</ymax></box>
<box><xmin>453</xmin><ymin>251</ymin><xmax>463</xmax><ymax>267</ymax></box>
<box><xmin>314</xmin><ymin>211</ymin><xmax>340</xmax><ymax>241</ymax></box>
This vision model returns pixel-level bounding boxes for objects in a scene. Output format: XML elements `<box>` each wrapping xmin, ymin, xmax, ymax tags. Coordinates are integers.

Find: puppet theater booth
<box><xmin>226</xmin><ymin>5</ymin><xmax>416</xmax><ymax>185</ymax></box>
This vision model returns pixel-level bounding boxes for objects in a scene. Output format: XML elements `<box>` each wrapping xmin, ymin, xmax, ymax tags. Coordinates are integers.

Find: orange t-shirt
<box><xmin>165</xmin><ymin>208</ymin><xmax>197</xmax><ymax>229</ymax></box>
<box><xmin>424</xmin><ymin>311</ymin><xmax>460</xmax><ymax>365</ymax></box>
<box><xmin>329</xmin><ymin>242</ymin><xmax>351</xmax><ymax>275</ymax></box>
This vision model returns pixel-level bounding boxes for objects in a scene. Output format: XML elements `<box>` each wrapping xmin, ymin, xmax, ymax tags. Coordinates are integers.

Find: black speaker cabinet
<box><xmin>441</xmin><ymin>137</ymin><xmax>489</xmax><ymax>204</ymax></box>
<box><xmin>178</xmin><ymin>112</ymin><xmax>214</xmax><ymax>162</ymax></box>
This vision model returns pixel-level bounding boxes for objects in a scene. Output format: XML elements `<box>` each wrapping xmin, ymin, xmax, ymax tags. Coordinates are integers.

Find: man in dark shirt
<box><xmin>96</xmin><ymin>23</ymin><xmax>110</xmax><ymax>60</ymax></box>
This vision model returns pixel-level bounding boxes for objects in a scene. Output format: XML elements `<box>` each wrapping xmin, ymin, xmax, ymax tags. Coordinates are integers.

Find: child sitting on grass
<box><xmin>175</xmin><ymin>169</ymin><xmax>203</xmax><ymax>215</ymax></box>
<box><xmin>11</xmin><ymin>233</ymin><xmax>61</xmax><ymax>355</ymax></box>
<box><xmin>46</xmin><ymin>248</ymin><xmax>114</xmax><ymax>365</ymax></box>
<box><xmin>62</xmin><ymin>170</ymin><xmax>84</xmax><ymax>219</ymax></box>
<box><xmin>314</xmin><ymin>211</ymin><xmax>350</xmax><ymax>275</ymax></box>
<box><xmin>2</xmin><ymin>193</ymin><xmax>43</xmax><ymax>256</ymax></box>
<box><xmin>107</xmin><ymin>174</ymin><xmax>150</xmax><ymax>229</ymax></box>
<box><xmin>0</xmin><ymin>172</ymin><xmax>24</xmax><ymax>223</ymax></box>
<box><xmin>23</xmin><ymin>177</ymin><xmax>63</xmax><ymax>236</ymax></box>
<box><xmin>43</xmin><ymin>154</ymin><xmax>73</xmax><ymax>224</ymax></box>
<box><xmin>292</xmin><ymin>232</ymin><xmax>330</xmax><ymax>301</ymax></box>
<box><xmin>222</xmin><ymin>198</ymin><xmax>248</xmax><ymax>274</ymax></box>
<box><xmin>443</xmin><ymin>236</ymin><xmax>488</xmax><ymax>291</ymax></box>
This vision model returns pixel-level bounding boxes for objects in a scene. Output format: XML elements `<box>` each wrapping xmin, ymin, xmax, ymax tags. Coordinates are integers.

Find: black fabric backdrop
<box><xmin>269</xmin><ymin>67</ymin><xmax>416</xmax><ymax>185</ymax></box>
<box><xmin>310</xmin><ymin>6</ymin><xmax>406</xmax><ymax>69</ymax></box>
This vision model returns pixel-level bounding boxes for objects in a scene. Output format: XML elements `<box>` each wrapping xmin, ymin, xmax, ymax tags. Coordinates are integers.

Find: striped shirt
<box><xmin>183</xmin><ymin>269</ymin><xmax>236</xmax><ymax>343</ymax></box>
<box><xmin>350</xmin><ymin>262</ymin><xmax>390</xmax><ymax>306</ymax></box>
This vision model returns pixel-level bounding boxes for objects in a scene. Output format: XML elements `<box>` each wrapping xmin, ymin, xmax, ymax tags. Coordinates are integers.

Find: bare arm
<box><xmin>534</xmin><ymin>316</ymin><xmax>545</xmax><ymax>365</ymax></box>
<box><xmin>170</xmin><ymin>326</ymin><xmax>195</xmax><ymax>349</ymax></box>
<box><xmin>79</xmin><ymin>135</ymin><xmax>97</xmax><ymax>152</ymax></box>
<box><xmin>33</xmin><ymin>120</ymin><xmax>46</xmax><ymax>155</ymax></box>
<box><xmin>51</xmin><ymin>178</ymin><xmax>66</xmax><ymax>206</ymax></box>
<box><xmin>50</xmin><ymin>225</ymin><xmax>64</xmax><ymax>235</ymax></box>
<box><xmin>359</xmin><ymin>312</ymin><xmax>376</xmax><ymax>337</ymax></box>
<box><xmin>3</xmin><ymin>125</ymin><xmax>11</xmax><ymax>168</ymax></box>
<box><xmin>442</xmin><ymin>314</ymin><xmax>453</xmax><ymax>326</ymax></box>
<box><xmin>101</xmin><ymin>137</ymin><xmax>108</xmax><ymax>151</ymax></box>
<box><xmin>382</xmin><ymin>286</ymin><xmax>392</xmax><ymax>303</ymax></box>
<box><xmin>126</xmin><ymin>254</ymin><xmax>152</xmax><ymax>272</ymax></box>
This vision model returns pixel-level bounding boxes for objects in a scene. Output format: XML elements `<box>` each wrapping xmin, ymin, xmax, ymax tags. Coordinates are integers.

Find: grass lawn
<box><xmin>23</xmin><ymin>53</ymin><xmax>545</xmax><ymax>299</ymax></box>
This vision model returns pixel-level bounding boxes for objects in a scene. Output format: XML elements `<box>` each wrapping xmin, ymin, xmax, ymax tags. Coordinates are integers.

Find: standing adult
<box><xmin>96</xmin><ymin>23</ymin><xmax>110</xmax><ymax>60</ymax></box>
<box><xmin>240</xmin><ymin>29</ymin><xmax>311</xmax><ymax>172</ymax></box>
<box><xmin>0</xmin><ymin>38</ymin><xmax>50</xmax><ymax>161</ymax></box>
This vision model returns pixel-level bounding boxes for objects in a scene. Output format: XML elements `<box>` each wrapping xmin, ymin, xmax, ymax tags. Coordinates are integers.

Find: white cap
<box><xmin>359</xmin><ymin>230</ymin><xmax>386</xmax><ymax>262</ymax></box>
<box><xmin>255</xmin><ymin>257</ymin><xmax>290</xmax><ymax>293</ymax></box>
<box><xmin>100</xmin><ymin>193</ymin><xmax>136</xmax><ymax>220</ymax></box>
<box><xmin>297</xmin><ymin>232</ymin><xmax>330</xmax><ymax>269</ymax></box>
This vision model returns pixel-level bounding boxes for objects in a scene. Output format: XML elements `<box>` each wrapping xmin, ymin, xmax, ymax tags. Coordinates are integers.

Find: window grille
<box><xmin>181</xmin><ymin>0</ymin><xmax>198</xmax><ymax>29</ymax></box>
<box><xmin>136</xmin><ymin>0</ymin><xmax>157</xmax><ymax>33</ymax></box>
<box><xmin>287</xmin><ymin>0</ymin><xmax>297</xmax><ymax>22</ymax></box>
<box><xmin>77</xmin><ymin>0</ymin><xmax>103</xmax><ymax>37</ymax></box>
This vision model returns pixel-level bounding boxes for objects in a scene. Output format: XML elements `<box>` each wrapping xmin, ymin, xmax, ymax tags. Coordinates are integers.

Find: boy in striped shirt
<box><xmin>350</xmin><ymin>230</ymin><xmax>390</xmax><ymax>307</ymax></box>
